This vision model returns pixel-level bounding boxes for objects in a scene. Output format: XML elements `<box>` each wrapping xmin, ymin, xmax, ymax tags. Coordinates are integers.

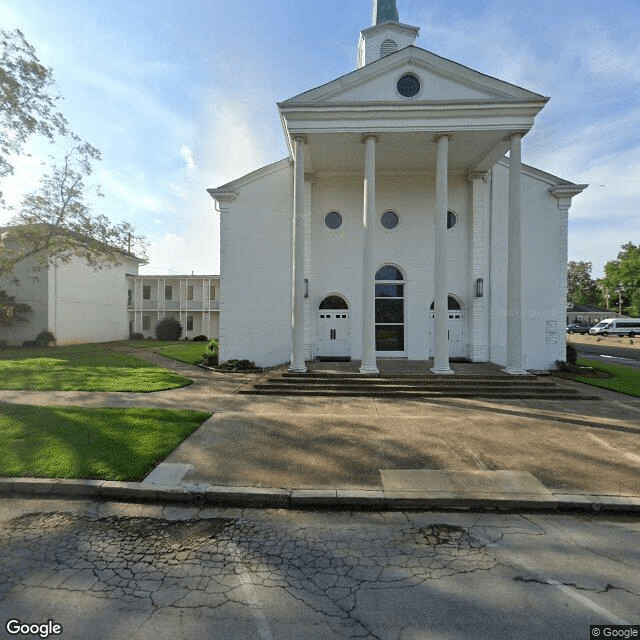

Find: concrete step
<box><xmin>240</xmin><ymin>387</ymin><xmax>595</xmax><ymax>399</ymax></box>
<box><xmin>242</xmin><ymin>371</ymin><xmax>599</xmax><ymax>400</ymax></box>
<box><xmin>265</xmin><ymin>376</ymin><xmax>557</xmax><ymax>388</ymax></box>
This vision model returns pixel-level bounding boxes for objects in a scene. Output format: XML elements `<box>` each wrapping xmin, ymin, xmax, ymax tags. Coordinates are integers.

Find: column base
<box><xmin>359</xmin><ymin>365</ymin><xmax>379</xmax><ymax>375</ymax></box>
<box><xmin>430</xmin><ymin>366</ymin><xmax>454</xmax><ymax>375</ymax></box>
<box><xmin>288</xmin><ymin>365</ymin><xmax>307</xmax><ymax>374</ymax></box>
<box><xmin>502</xmin><ymin>367</ymin><xmax>529</xmax><ymax>376</ymax></box>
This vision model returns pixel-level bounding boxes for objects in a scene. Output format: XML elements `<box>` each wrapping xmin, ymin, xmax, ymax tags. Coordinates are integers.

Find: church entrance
<box><xmin>316</xmin><ymin>295</ymin><xmax>351</xmax><ymax>360</ymax></box>
<box><xmin>375</xmin><ymin>265</ymin><xmax>406</xmax><ymax>356</ymax></box>
<box><xmin>428</xmin><ymin>296</ymin><xmax>466</xmax><ymax>359</ymax></box>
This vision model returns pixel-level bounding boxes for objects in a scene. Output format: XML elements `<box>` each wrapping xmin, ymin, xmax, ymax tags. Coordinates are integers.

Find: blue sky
<box><xmin>1</xmin><ymin>0</ymin><xmax>639</xmax><ymax>277</ymax></box>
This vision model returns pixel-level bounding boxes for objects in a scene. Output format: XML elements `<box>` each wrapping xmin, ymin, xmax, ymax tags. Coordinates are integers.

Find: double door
<box><xmin>316</xmin><ymin>312</ymin><xmax>351</xmax><ymax>360</ymax></box>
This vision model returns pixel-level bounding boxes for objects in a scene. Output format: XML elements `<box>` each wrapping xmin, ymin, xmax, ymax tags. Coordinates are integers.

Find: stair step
<box><xmin>240</xmin><ymin>388</ymin><xmax>594</xmax><ymax>399</ymax></box>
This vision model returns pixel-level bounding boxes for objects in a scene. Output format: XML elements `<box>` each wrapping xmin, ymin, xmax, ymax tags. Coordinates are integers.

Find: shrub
<box><xmin>130</xmin><ymin>332</ymin><xmax>144</xmax><ymax>341</ymax></box>
<box><xmin>201</xmin><ymin>339</ymin><xmax>219</xmax><ymax>366</ymax></box>
<box><xmin>217</xmin><ymin>359</ymin><xmax>256</xmax><ymax>371</ymax></box>
<box><xmin>35</xmin><ymin>331</ymin><xmax>55</xmax><ymax>347</ymax></box>
<box><xmin>193</xmin><ymin>334</ymin><xmax>208</xmax><ymax>342</ymax></box>
<box><xmin>566</xmin><ymin>343</ymin><xmax>577</xmax><ymax>366</ymax></box>
<box><xmin>155</xmin><ymin>317</ymin><xmax>183</xmax><ymax>341</ymax></box>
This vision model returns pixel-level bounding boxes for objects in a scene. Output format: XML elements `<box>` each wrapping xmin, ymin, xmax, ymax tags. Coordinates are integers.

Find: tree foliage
<box><xmin>1</xmin><ymin>142</ymin><xmax>146</xmax><ymax>279</ymax></box>
<box><xmin>0</xmin><ymin>28</ymin><xmax>146</xmax><ymax>279</ymax></box>
<box><xmin>601</xmin><ymin>242</ymin><xmax>640</xmax><ymax>316</ymax></box>
<box><xmin>567</xmin><ymin>261</ymin><xmax>600</xmax><ymax>306</ymax></box>
<box><xmin>0</xmin><ymin>29</ymin><xmax>68</xmax><ymax>191</ymax></box>
<box><xmin>0</xmin><ymin>289</ymin><xmax>31</xmax><ymax>327</ymax></box>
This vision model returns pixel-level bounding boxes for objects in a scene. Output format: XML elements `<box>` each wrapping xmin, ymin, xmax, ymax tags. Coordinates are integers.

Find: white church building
<box><xmin>208</xmin><ymin>0</ymin><xmax>586</xmax><ymax>374</ymax></box>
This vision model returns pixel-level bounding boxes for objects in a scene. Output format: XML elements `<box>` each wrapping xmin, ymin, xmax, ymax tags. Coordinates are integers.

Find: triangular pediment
<box><xmin>280</xmin><ymin>46</ymin><xmax>547</xmax><ymax>106</ymax></box>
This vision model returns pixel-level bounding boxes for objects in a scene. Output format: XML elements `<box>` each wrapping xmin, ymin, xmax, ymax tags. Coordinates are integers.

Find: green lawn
<box><xmin>155</xmin><ymin>342</ymin><xmax>208</xmax><ymax>365</ymax></box>
<box><xmin>0</xmin><ymin>406</ymin><xmax>211</xmax><ymax>480</ymax></box>
<box><xmin>576</xmin><ymin>358</ymin><xmax>640</xmax><ymax>398</ymax></box>
<box><xmin>0</xmin><ymin>346</ymin><xmax>192</xmax><ymax>392</ymax></box>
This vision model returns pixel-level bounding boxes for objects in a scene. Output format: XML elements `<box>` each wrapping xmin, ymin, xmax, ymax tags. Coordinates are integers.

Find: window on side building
<box><xmin>165</xmin><ymin>285</ymin><xmax>172</xmax><ymax>300</ymax></box>
<box><xmin>143</xmin><ymin>285</ymin><xmax>151</xmax><ymax>300</ymax></box>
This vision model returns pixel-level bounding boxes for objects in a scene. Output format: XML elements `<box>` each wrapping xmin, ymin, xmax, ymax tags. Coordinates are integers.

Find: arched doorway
<box><xmin>375</xmin><ymin>265</ymin><xmax>406</xmax><ymax>356</ymax></box>
<box><xmin>429</xmin><ymin>296</ymin><xmax>466</xmax><ymax>359</ymax></box>
<box><xmin>316</xmin><ymin>295</ymin><xmax>351</xmax><ymax>360</ymax></box>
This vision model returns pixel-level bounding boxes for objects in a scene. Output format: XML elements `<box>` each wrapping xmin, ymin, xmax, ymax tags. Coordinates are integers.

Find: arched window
<box><xmin>430</xmin><ymin>296</ymin><xmax>462</xmax><ymax>310</ymax></box>
<box><xmin>319</xmin><ymin>295</ymin><xmax>349</xmax><ymax>310</ymax></box>
<box><xmin>375</xmin><ymin>265</ymin><xmax>405</xmax><ymax>352</ymax></box>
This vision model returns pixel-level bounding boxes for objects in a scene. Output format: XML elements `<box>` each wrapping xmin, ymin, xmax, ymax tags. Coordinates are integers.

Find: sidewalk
<box><xmin>1</xmin><ymin>350</ymin><xmax>640</xmax><ymax>512</ymax></box>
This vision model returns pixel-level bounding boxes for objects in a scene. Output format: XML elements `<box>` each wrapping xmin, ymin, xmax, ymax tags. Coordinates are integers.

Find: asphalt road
<box><xmin>0</xmin><ymin>498</ymin><xmax>638</xmax><ymax>640</ymax></box>
<box><xmin>572</xmin><ymin>340</ymin><xmax>640</xmax><ymax>370</ymax></box>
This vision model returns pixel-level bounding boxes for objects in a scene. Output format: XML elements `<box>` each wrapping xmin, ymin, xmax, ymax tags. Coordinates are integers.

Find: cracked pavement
<box><xmin>0</xmin><ymin>499</ymin><xmax>638</xmax><ymax>639</ymax></box>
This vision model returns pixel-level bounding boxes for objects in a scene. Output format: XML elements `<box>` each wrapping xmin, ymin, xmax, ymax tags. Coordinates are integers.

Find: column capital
<box><xmin>467</xmin><ymin>170</ymin><xmax>489</xmax><ymax>182</ymax></box>
<box><xmin>361</xmin><ymin>134</ymin><xmax>378</xmax><ymax>144</ymax></box>
<box><xmin>432</xmin><ymin>133</ymin><xmax>452</xmax><ymax>143</ymax></box>
<box><xmin>292</xmin><ymin>135</ymin><xmax>307</xmax><ymax>144</ymax></box>
<box><xmin>504</xmin><ymin>130</ymin><xmax>528</xmax><ymax>142</ymax></box>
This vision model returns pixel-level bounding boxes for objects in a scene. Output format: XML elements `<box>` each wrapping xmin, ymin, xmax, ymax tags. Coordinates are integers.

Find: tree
<box><xmin>0</xmin><ymin>29</ymin><xmax>69</xmax><ymax>194</ymax></box>
<box><xmin>0</xmin><ymin>289</ymin><xmax>31</xmax><ymax>327</ymax></box>
<box><xmin>601</xmin><ymin>242</ymin><xmax>640</xmax><ymax>317</ymax></box>
<box><xmin>567</xmin><ymin>261</ymin><xmax>600</xmax><ymax>306</ymax></box>
<box><xmin>1</xmin><ymin>142</ymin><xmax>146</xmax><ymax>279</ymax></box>
<box><xmin>0</xmin><ymin>29</ymin><xmax>146</xmax><ymax>279</ymax></box>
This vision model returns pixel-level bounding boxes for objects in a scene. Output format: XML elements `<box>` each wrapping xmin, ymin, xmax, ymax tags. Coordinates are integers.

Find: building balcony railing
<box><xmin>127</xmin><ymin>301</ymin><xmax>220</xmax><ymax>311</ymax></box>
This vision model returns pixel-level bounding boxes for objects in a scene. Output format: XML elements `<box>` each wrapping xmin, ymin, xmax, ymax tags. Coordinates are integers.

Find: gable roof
<box><xmin>279</xmin><ymin>45</ymin><xmax>547</xmax><ymax>107</ymax></box>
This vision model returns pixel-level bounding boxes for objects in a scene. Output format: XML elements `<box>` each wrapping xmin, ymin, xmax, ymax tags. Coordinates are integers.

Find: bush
<box><xmin>217</xmin><ymin>359</ymin><xmax>257</xmax><ymax>371</ymax></box>
<box><xmin>201</xmin><ymin>338</ymin><xmax>219</xmax><ymax>366</ymax></box>
<box><xmin>35</xmin><ymin>331</ymin><xmax>55</xmax><ymax>347</ymax></box>
<box><xmin>566</xmin><ymin>343</ymin><xmax>577</xmax><ymax>366</ymax></box>
<box><xmin>130</xmin><ymin>332</ymin><xmax>144</xmax><ymax>341</ymax></box>
<box><xmin>155</xmin><ymin>317</ymin><xmax>183</xmax><ymax>341</ymax></box>
<box><xmin>192</xmin><ymin>335</ymin><xmax>208</xmax><ymax>342</ymax></box>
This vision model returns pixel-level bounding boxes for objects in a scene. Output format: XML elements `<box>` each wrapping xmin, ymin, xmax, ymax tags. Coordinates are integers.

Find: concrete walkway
<box><xmin>1</xmin><ymin>349</ymin><xmax>640</xmax><ymax>511</ymax></box>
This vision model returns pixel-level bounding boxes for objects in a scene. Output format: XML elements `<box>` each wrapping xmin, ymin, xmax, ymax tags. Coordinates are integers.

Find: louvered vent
<box><xmin>380</xmin><ymin>38</ymin><xmax>398</xmax><ymax>57</ymax></box>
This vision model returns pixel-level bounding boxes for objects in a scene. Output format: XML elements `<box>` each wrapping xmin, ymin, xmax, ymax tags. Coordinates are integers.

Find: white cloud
<box><xmin>180</xmin><ymin>145</ymin><xmax>197</xmax><ymax>174</ymax></box>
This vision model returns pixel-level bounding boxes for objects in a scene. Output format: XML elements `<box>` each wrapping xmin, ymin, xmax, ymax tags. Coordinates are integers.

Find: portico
<box><xmin>280</xmin><ymin>52</ymin><xmax>546</xmax><ymax>374</ymax></box>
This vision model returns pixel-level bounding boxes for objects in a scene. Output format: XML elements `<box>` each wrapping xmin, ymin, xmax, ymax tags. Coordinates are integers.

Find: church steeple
<box><xmin>372</xmin><ymin>0</ymin><xmax>399</xmax><ymax>25</ymax></box>
<box><xmin>358</xmin><ymin>0</ymin><xmax>419</xmax><ymax>68</ymax></box>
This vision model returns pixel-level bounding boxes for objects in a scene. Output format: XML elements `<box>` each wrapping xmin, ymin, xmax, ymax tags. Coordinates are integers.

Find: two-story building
<box><xmin>126</xmin><ymin>275</ymin><xmax>220</xmax><ymax>340</ymax></box>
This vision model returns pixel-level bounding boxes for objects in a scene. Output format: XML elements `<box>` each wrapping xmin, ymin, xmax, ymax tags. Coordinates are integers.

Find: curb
<box><xmin>1</xmin><ymin>478</ymin><xmax>639</xmax><ymax>513</ymax></box>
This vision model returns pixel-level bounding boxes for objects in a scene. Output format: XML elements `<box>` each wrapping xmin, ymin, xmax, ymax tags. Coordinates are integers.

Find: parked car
<box><xmin>566</xmin><ymin>323</ymin><xmax>591</xmax><ymax>335</ymax></box>
<box><xmin>589</xmin><ymin>318</ymin><xmax>640</xmax><ymax>337</ymax></box>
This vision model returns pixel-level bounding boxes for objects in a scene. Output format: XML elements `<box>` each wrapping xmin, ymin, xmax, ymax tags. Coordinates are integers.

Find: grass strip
<box><xmin>0</xmin><ymin>406</ymin><xmax>211</xmax><ymax>481</ymax></box>
<box><xmin>0</xmin><ymin>350</ymin><xmax>192</xmax><ymax>392</ymax></box>
<box><xmin>155</xmin><ymin>342</ymin><xmax>208</xmax><ymax>365</ymax></box>
<box><xmin>575</xmin><ymin>358</ymin><xmax>640</xmax><ymax>398</ymax></box>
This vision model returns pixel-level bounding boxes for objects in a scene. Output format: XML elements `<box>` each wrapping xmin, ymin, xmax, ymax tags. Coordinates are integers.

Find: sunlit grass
<box><xmin>0</xmin><ymin>406</ymin><xmax>211</xmax><ymax>480</ymax></box>
<box><xmin>0</xmin><ymin>349</ymin><xmax>192</xmax><ymax>391</ymax></box>
<box><xmin>575</xmin><ymin>358</ymin><xmax>640</xmax><ymax>398</ymax></box>
<box><xmin>156</xmin><ymin>342</ymin><xmax>208</xmax><ymax>365</ymax></box>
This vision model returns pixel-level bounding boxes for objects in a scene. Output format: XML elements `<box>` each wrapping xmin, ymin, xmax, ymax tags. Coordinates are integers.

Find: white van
<box><xmin>589</xmin><ymin>318</ymin><xmax>640</xmax><ymax>337</ymax></box>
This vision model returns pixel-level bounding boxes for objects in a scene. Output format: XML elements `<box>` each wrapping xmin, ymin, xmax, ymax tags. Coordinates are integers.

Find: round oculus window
<box><xmin>381</xmin><ymin>210</ymin><xmax>399</xmax><ymax>230</ymax></box>
<box><xmin>324</xmin><ymin>211</ymin><xmax>343</xmax><ymax>230</ymax></box>
<box><xmin>447</xmin><ymin>210</ymin><xmax>457</xmax><ymax>229</ymax></box>
<box><xmin>397</xmin><ymin>73</ymin><xmax>421</xmax><ymax>98</ymax></box>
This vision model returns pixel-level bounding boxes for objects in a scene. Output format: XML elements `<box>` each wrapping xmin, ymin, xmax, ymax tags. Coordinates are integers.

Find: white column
<box><xmin>469</xmin><ymin>171</ymin><xmax>490</xmax><ymax>362</ymax></box>
<box><xmin>360</xmin><ymin>134</ymin><xmax>379</xmax><ymax>374</ymax></box>
<box><xmin>503</xmin><ymin>133</ymin><xmax>527</xmax><ymax>374</ymax></box>
<box><xmin>289</xmin><ymin>136</ymin><xmax>307</xmax><ymax>373</ymax></box>
<box><xmin>431</xmin><ymin>134</ymin><xmax>454</xmax><ymax>374</ymax></box>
